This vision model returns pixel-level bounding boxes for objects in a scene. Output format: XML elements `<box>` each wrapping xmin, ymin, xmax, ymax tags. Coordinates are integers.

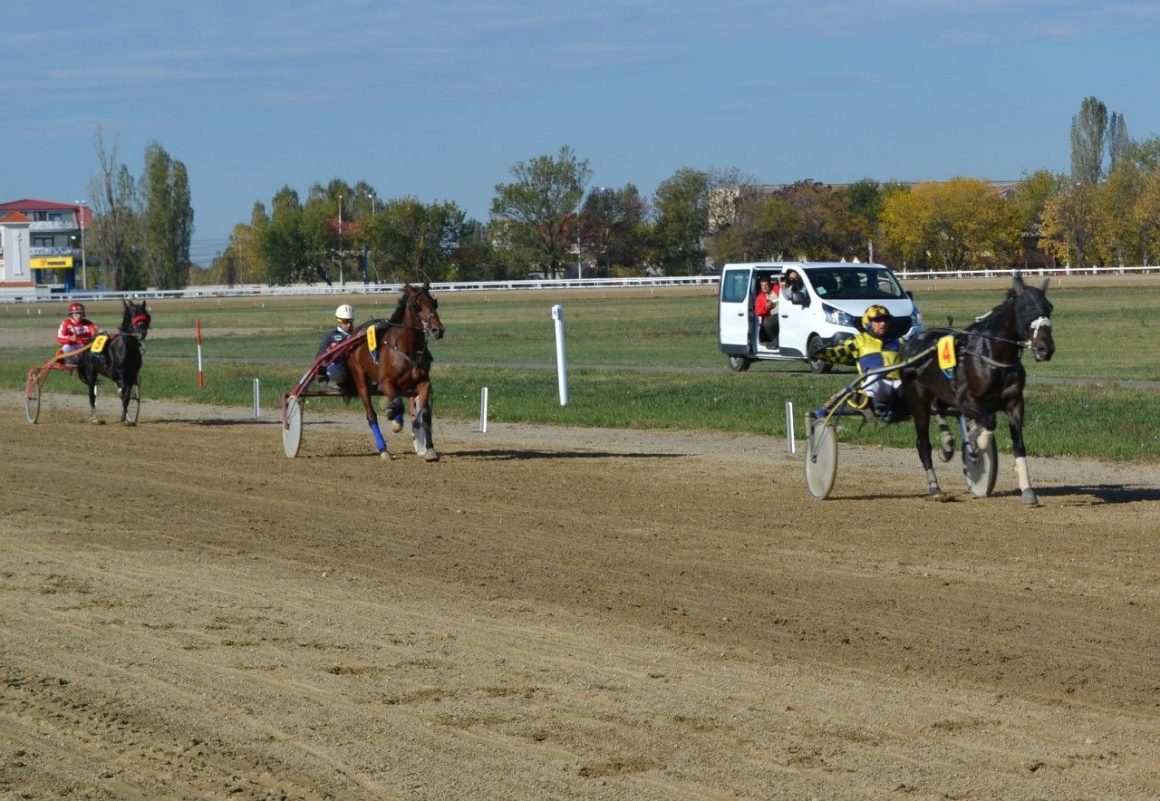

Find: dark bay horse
<box><xmin>900</xmin><ymin>273</ymin><xmax>1055</xmax><ymax>504</ymax></box>
<box><xmin>344</xmin><ymin>284</ymin><xmax>444</xmax><ymax>460</ymax></box>
<box><xmin>77</xmin><ymin>299</ymin><xmax>152</xmax><ymax>425</ymax></box>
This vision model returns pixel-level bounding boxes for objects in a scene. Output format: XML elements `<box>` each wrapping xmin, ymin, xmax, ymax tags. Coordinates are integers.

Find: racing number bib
<box><xmin>91</xmin><ymin>334</ymin><xmax>109</xmax><ymax>354</ymax></box>
<box><xmin>937</xmin><ymin>335</ymin><xmax>957</xmax><ymax>371</ymax></box>
<box><xmin>365</xmin><ymin>325</ymin><xmax>377</xmax><ymax>354</ymax></box>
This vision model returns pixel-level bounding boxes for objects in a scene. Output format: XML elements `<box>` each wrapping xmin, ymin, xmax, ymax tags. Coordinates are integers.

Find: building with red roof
<box><xmin>0</xmin><ymin>198</ymin><xmax>89</xmax><ymax>289</ymax></box>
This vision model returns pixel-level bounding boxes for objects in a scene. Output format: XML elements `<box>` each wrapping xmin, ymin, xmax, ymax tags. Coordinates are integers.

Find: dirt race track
<box><xmin>3</xmin><ymin>391</ymin><xmax>1160</xmax><ymax>801</ymax></box>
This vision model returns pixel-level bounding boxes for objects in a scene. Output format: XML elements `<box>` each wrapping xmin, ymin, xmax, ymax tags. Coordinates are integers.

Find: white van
<box><xmin>718</xmin><ymin>261</ymin><xmax>923</xmax><ymax>373</ymax></box>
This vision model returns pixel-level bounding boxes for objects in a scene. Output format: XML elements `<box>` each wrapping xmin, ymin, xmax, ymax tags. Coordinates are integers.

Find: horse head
<box><xmin>1011</xmin><ymin>273</ymin><xmax>1054</xmax><ymax>362</ymax></box>
<box><xmin>122</xmin><ymin>299</ymin><xmax>152</xmax><ymax>340</ymax></box>
<box><xmin>404</xmin><ymin>283</ymin><xmax>444</xmax><ymax>341</ymax></box>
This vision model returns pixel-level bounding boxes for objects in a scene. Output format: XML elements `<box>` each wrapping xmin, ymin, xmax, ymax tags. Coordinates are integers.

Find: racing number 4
<box><xmin>937</xmin><ymin>335</ymin><xmax>957</xmax><ymax>371</ymax></box>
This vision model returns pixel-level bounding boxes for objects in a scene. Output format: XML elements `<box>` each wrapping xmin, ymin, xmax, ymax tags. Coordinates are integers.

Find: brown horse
<box><xmin>344</xmin><ymin>284</ymin><xmax>444</xmax><ymax>460</ymax></box>
<box><xmin>900</xmin><ymin>273</ymin><xmax>1055</xmax><ymax>504</ymax></box>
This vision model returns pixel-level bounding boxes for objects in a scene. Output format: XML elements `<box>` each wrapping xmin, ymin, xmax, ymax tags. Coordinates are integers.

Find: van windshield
<box><xmin>804</xmin><ymin>267</ymin><xmax>905</xmax><ymax>300</ymax></box>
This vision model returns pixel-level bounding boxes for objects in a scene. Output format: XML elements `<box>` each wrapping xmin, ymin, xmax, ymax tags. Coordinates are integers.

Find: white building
<box><xmin>0</xmin><ymin>198</ymin><xmax>88</xmax><ymax>291</ymax></box>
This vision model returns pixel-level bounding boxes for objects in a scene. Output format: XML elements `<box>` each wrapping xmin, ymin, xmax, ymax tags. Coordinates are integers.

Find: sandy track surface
<box><xmin>3</xmin><ymin>392</ymin><xmax>1160</xmax><ymax>800</ymax></box>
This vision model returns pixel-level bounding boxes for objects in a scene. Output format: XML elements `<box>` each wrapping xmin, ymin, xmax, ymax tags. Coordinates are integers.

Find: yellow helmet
<box><xmin>861</xmin><ymin>305</ymin><xmax>891</xmax><ymax>330</ymax></box>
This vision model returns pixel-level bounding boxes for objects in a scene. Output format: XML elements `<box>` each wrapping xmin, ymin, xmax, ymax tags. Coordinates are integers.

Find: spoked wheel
<box><xmin>804</xmin><ymin>417</ymin><xmax>838</xmax><ymax>500</ymax></box>
<box><xmin>962</xmin><ymin>433</ymin><xmax>998</xmax><ymax>498</ymax></box>
<box><xmin>282</xmin><ymin>394</ymin><xmax>303</xmax><ymax>458</ymax></box>
<box><xmin>24</xmin><ymin>372</ymin><xmax>41</xmax><ymax>424</ymax></box>
<box><xmin>124</xmin><ymin>382</ymin><xmax>141</xmax><ymax>425</ymax></box>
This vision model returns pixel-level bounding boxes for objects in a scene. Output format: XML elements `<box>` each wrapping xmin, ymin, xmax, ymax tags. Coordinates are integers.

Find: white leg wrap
<box><xmin>1014</xmin><ymin>456</ymin><xmax>1031</xmax><ymax>491</ymax></box>
<box><xmin>976</xmin><ymin>429</ymin><xmax>993</xmax><ymax>451</ymax></box>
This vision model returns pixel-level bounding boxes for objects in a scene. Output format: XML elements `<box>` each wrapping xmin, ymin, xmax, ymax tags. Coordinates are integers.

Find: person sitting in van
<box><xmin>809</xmin><ymin>304</ymin><xmax>903</xmax><ymax>422</ymax></box>
<box><xmin>754</xmin><ymin>276</ymin><xmax>779</xmax><ymax>343</ymax></box>
<box><xmin>784</xmin><ymin>267</ymin><xmax>802</xmax><ymax>295</ymax></box>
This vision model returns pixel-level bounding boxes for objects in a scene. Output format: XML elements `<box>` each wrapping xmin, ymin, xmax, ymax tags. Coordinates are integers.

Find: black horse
<box><xmin>900</xmin><ymin>273</ymin><xmax>1055</xmax><ymax>504</ymax></box>
<box><xmin>77</xmin><ymin>299</ymin><xmax>152</xmax><ymax>425</ymax></box>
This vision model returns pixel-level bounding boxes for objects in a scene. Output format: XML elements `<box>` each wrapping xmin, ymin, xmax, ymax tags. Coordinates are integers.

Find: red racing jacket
<box><xmin>56</xmin><ymin>317</ymin><xmax>98</xmax><ymax>347</ymax></box>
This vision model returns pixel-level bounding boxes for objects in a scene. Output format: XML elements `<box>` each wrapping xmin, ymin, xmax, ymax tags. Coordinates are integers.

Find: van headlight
<box><xmin>822</xmin><ymin>303</ymin><xmax>858</xmax><ymax>328</ymax></box>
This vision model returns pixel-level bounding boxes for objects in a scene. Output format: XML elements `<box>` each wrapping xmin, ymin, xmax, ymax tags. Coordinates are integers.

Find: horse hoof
<box><xmin>122</xmin><ymin>420</ymin><xmax>136</xmax><ymax>427</ymax></box>
<box><xmin>1021</xmin><ymin>489</ymin><xmax>1040</xmax><ymax>506</ymax></box>
<box><xmin>390</xmin><ymin>419</ymin><xmax>404</xmax><ymax>434</ymax></box>
<box><xmin>380</xmin><ymin>450</ymin><xmax>396</xmax><ymax>461</ymax></box>
<box><xmin>424</xmin><ymin>450</ymin><xmax>440</xmax><ymax>462</ymax></box>
<box><xmin>90</xmin><ymin>418</ymin><xmax>104</xmax><ymax>425</ymax></box>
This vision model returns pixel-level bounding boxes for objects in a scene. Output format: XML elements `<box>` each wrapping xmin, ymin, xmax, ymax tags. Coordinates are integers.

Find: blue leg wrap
<box><xmin>369</xmin><ymin>421</ymin><xmax>386</xmax><ymax>452</ymax></box>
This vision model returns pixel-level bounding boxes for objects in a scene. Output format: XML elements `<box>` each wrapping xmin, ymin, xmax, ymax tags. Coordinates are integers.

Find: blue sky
<box><xmin>3</xmin><ymin>1</ymin><xmax>1159</xmax><ymax>266</ymax></box>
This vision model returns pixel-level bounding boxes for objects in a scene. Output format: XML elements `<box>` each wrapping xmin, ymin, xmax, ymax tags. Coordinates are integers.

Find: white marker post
<box><xmin>253</xmin><ymin>378</ymin><xmax>261</xmax><ymax>418</ymax></box>
<box><xmin>551</xmin><ymin>304</ymin><xmax>569</xmax><ymax>406</ymax></box>
<box><xmin>785</xmin><ymin>401</ymin><xmax>796</xmax><ymax>454</ymax></box>
<box><xmin>479</xmin><ymin>386</ymin><xmax>489</xmax><ymax>433</ymax></box>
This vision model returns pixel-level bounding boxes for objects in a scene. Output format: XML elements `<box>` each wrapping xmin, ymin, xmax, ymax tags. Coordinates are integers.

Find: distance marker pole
<box><xmin>195</xmin><ymin>319</ymin><xmax>205</xmax><ymax>389</ymax></box>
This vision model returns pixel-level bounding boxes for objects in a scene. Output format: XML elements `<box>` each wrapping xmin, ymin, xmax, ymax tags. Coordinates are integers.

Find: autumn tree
<box><xmin>1040</xmin><ymin>182</ymin><xmax>1102</xmax><ymax>268</ymax></box>
<box><xmin>490</xmin><ymin>146</ymin><xmax>591</xmax><ymax>278</ymax></box>
<box><xmin>880</xmin><ymin>179</ymin><xmax>1020</xmax><ymax>271</ymax></box>
<box><xmin>653</xmin><ymin>167</ymin><xmax>713</xmax><ymax>274</ymax></box>
<box><xmin>140</xmin><ymin>142</ymin><xmax>194</xmax><ymax>289</ymax></box>
<box><xmin>580</xmin><ymin>184</ymin><xmax>649</xmax><ymax>276</ymax></box>
<box><xmin>366</xmin><ymin>197</ymin><xmax>467</xmax><ymax>283</ymax></box>
<box><xmin>88</xmin><ymin>130</ymin><xmax>144</xmax><ymax>291</ymax></box>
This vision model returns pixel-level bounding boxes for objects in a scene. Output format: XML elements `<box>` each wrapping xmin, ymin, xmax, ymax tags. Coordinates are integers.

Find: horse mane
<box><xmin>387</xmin><ymin>294</ymin><xmax>408</xmax><ymax>325</ymax></box>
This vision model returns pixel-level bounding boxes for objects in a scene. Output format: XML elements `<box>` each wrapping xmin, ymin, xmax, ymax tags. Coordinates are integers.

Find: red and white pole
<box><xmin>195</xmin><ymin>319</ymin><xmax>205</xmax><ymax>389</ymax></box>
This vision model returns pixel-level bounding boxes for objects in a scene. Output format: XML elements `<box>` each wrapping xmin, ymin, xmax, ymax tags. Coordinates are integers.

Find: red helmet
<box><xmin>68</xmin><ymin>302</ymin><xmax>85</xmax><ymax>314</ymax></box>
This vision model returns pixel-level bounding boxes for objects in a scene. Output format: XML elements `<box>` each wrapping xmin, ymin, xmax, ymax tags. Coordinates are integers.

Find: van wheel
<box><xmin>728</xmin><ymin>355</ymin><xmax>752</xmax><ymax>372</ymax></box>
<box><xmin>807</xmin><ymin>335</ymin><xmax>832</xmax><ymax>374</ymax></box>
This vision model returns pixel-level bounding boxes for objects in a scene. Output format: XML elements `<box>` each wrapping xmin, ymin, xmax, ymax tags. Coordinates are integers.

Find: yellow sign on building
<box><xmin>30</xmin><ymin>257</ymin><xmax>76</xmax><ymax>269</ymax></box>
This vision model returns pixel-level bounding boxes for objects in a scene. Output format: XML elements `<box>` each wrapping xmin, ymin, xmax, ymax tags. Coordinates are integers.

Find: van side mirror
<box><xmin>789</xmin><ymin>290</ymin><xmax>808</xmax><ymax>307</ymax></box>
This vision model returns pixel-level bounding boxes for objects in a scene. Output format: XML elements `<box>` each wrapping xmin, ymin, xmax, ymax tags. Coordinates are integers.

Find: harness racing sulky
<box><xmin>281</xmin><ymin>284</ymin><xmax>445</xmax><ymax>460</ymax></box>
<box><xmin>804</xmin><ymin>273</ymin><xmax>1054</xmax><ymax>504</ymax></box>
<box><xmin>24</xmin><ymin>300</ymin><xmax>152</xmax><ymax>426</ymax></box>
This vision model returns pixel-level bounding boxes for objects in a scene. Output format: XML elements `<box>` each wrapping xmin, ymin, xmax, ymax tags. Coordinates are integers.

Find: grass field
<box><xmin>4</xmin><ymin>273</ymin><xmax>1159</xmax><ymax>461</ymax></box>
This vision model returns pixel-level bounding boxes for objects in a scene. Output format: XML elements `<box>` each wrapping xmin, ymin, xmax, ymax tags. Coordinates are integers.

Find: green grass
<box><xmin>5</xmin><ymin>278</ymin><xmax>1159</xmax><ymax>462</ymax></box>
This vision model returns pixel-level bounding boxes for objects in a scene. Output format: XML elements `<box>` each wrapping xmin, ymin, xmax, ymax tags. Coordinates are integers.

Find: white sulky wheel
<box><xmin>962</xmin><ymin>433</ymin><xmax>998</xmax><ymax>498</ymax></box>
<box><xmin>282</xmin><ymin>395</ymin><xmax>303</xmax><ymax>458</ymax></box>
<box><xmin>125</xmin><ymin>382</ymin><xmax>141</xmax><ymax>425</ymax></box>
<box><xmin>24</xmin><ymin>374</ymin><xmax>41</xmax><ymax>424</ymax></box>
<box><xmin>804</xmin><ymin>417</ymin><xmax>838</xmax><ymax>501</ymax></box>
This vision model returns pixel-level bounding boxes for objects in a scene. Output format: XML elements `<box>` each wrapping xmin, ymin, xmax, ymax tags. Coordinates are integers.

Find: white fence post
<box><xmin>552</xmin><ymin>304</ymin><xmax>568</xmax><ymax>406</ymax></box>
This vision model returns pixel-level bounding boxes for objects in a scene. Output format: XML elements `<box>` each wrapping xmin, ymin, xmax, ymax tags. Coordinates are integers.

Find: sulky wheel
<box><xmin>804</xmin><ymin>417</ymin><xmax>838</xmax><ymax>500</ymax></box>
<box><xmin>282</xmin><ymin>395</ymin><xmax>303</xmax><ymax>458</ymax></box>
<box><xmin>24</xmin><ymin>373</ymin><xmax>41</xmax><ymax>424</ymax></box>
<box><xmin>124</xmin><ymin>381</ymin><xmax>141</xmax><ymax>425</ymax></box>
<box><xmin>962</xmin><ymin>432</ymin><xmax>998</xmax><ymax>498</ymax></box>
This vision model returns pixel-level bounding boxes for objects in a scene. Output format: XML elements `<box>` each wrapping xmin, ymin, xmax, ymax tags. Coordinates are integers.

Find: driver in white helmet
<box><xmin>316</xmin><ymin>304</ymin><xmax>357</xmax><ymax>389</ymax></box>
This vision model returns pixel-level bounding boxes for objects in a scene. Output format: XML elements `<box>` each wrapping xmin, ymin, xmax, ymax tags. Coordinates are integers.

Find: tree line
<box><xmin>87</xmin><ymin>132</ymin><xmax>193</xmax><ymax>291</ymax></box>
<box><xmin>86</xmin><ymin>97</ymin><xmax>1160</xmax><ymax>290</ymax></box>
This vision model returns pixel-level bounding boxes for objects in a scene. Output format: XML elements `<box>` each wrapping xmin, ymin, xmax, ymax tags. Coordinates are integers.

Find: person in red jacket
<box><xmin>754</xmin><ymin>275</ymin><xmax>780</xmax><ymax>344</ymax></box>
<box><xmin>56</xmin><ymin>302</ymin><xmax>98</xmax><ymax>364</ymax></box>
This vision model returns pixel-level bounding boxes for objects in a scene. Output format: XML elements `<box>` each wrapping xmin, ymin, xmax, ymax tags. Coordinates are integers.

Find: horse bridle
<box><xmin>403</xmin><ymin>292</ymin><xmax>439</xmax><ymax>337</ymax></box>
<box><xmin>129</xmin><ymin>314</ymin><xmax>151</xmax><ymax>339</ymax></box>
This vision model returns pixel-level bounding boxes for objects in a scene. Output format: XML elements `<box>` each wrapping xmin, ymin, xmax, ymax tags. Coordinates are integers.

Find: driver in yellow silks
<box><xmin>810</xmin><ymin>305</ymin><xmax>903</xmax><ymax>422</ymax></box>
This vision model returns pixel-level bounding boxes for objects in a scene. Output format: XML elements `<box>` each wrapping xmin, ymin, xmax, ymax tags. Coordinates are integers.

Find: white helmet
<box><xmin>335</xmin><ymin>304</ymin><xmax>355</xmax><ymax>321</ymax></box>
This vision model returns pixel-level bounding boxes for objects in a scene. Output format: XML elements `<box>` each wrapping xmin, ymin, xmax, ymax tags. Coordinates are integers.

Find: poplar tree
<box><xmin>141</xmin><ymin>142</ymin><xmax>194</xmax><ymax>289</ymax></box>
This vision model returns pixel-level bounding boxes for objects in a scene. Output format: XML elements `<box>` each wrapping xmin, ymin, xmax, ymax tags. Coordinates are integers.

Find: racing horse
<box><xmin>76</xmin><ymin>299</ymin><xmax>152</xmax><ymax>425</ymax></box>
<box><xmin>344</xmin><ymin>283</ymin><xmax>444</xmax><ymax>460</ymax></box>
<box><xmin>900</xmin><ymin>273</ymin><xmax>1054</xmax><ymax>504</ymax></box>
